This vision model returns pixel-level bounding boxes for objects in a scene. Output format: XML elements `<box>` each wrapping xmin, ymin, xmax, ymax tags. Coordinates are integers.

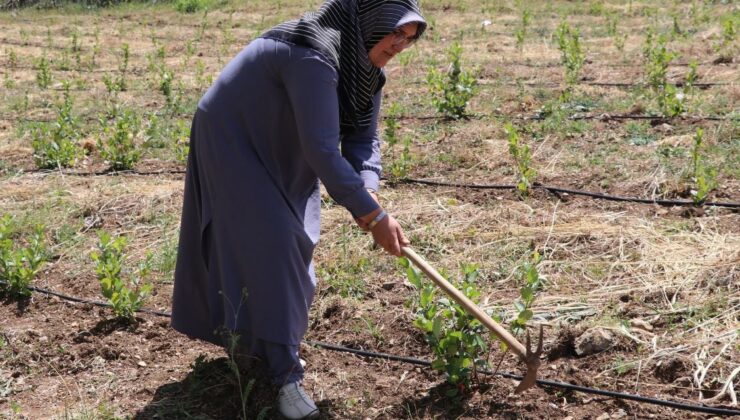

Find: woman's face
<box><xmin>368</xmin><ymin>22</ymin><xmax>420</xmax><ymax>68</ymax></box>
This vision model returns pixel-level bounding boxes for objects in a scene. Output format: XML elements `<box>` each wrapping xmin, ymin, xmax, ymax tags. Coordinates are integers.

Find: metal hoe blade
<box><xmin>514</xmin><ymin>324</ymin><xmax>544</xmax><ymax>393</ymax></box>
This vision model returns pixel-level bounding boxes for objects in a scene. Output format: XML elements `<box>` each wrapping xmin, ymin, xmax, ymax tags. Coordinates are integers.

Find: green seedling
<box><xmin>98</xmin><ymin>108</ymin><xmax>142</xmax><ymax>171</ymax></box>
<box><xmin>103</xmin><ymin>43</ymin><xmax>130</xmax><ymax>94</ymax></box>
<box><xmin>0</xmin><ymin>216</ymin><xmax>46</xmax><ymax>299</ymax></box>
<box><xmin>514</xmin><ymin>10</ymin><xmax>531</xmax><ymax>51</ymax></box>
<box><xmin>31</xmin><ymin>82</ymin><xmax>83</xmax><ymax>169</ymax></box>
<box><xmin>195</xmin><ymin>9</ymin><xmax>209</xmax><ymax>42</ymax></box>
<box><xmin>58</xmin><ymin>46</ymin><xmax>72</xmax><ymax>72</ymax></box>
<box><xmin>176</xmin><ymin>0</ymin><xmax>209</xmax><ymax>13</ymax></box>
<box><xmin>685</xmin><ymin>59</ymin><xmax>699</xmax><ymax>97</ymax></box>
<box><xmin>19</xmin><ymin>28</ymin><xmax>29</xmax><ymax>45</ymax></box>
<box><xmin>554</xmin><ymin>22</ymin><xmax>585</xmax><ymax>87</ymax></box>
<box><xmin>384</xmin><ymin>102</ymin><xmax>403</xmax><ymax>147</ymax></box>
<box><xmin>403</xmin><ymin>260</ymin><xmax>490</xmax><ymax>394</ymax></box>
<box><xmin>606</xmin><ymin>14</ymin><xmax>626</xmax><ymax>52</ymax></box>
<box><xmin>6</xmin><ymin>49</ymin><xmax>18</xmax><ymax>69</ymax></box>
<box><xmin>159</xmin><ymin>67</ymin><xmax>179</xmax><ymax>110</ymax></box>
<box><xmin>219</xmin><ymin>288</ymin><xmax>271</xmax><ymax>419</ymax></box>
<box><xmin>690</xmin><ymin>1</ymin><xmax>710</xmax><ymax>26</ymax></box>
<box><xmin>504</xmin><ymin>122</ymin><xmax>536</xmax><ymax>196</ymax></box>
<box><xmin>194</xmin><ymin>59</ymin><xmax>212</xmax><ymax>91</ymax></box>
<box><xmin>90</xmin><ymin>231</ymin><xmax>152</xmax><ymax>321</ymax></box>
<box><xmin>70</xmin><ymin>31</ymin><xmax>83</xmax><ymax>70</ymax></box>
<box><xmin>173</xmin><ymin>119</ymin><xmax>191</xmax><ymax>164</ymax></box>
<box><xmin>721</xmin><ymin>15</ymin><xmax>736</xmax><ymax>45</ymax></box>
<box><xmin>223</xmin><ymin>332</ymin><xmax>270</xmax><ymax>419</ymax></box>
<box><xmin>511</xmin><ymin>251</ymin><xmax>544</xmax><ymax>334</ymax></box>
<box><xmin>143</xmin><ymin>114</ymin><xmax>167</xmax><ymax>149</ymax></box>
<box><xmin>689</xmin><ymin>128</ymin><xmax>717</xmax><ymax>205</ymax></box>
<box><xmin>427</xmin><ymin>41</ymin><xmax>478</xmax><ymax>120</ymax></box>
<box><xmin>89</xmin><ymin>30</ymin><xmax>100</xmax><ymax>71</ymax></box>
<box><xmin>388</xmin><ymin>135</ymin><xmax>412</xmax><ymax>179</ymax></box>
<box><xmin>671</xmin><ymin>13</ymin><xmax>683</xmax><ymax>38</ymax></box>
<box><xmin>614</xmin><ymin>32</ymin><xmax>627</xmax><ymax>52</ymax></box>
<box><xmin>36</xmin><ymin>56</ymin><xmax>52</xmax><ymax>89</ymax></box>
<box><xmin>606</xmin><ymin>13</ymin><xmax>618</xmax><ymax>37</ymax></box>
<box><xmin>644</xmin><ymin>31</ymin><xmax>684</xmax><ymax>117</ymax></box>
<box><xmin>4</xmin><ymin>73</ymin><xmax>14</xmax><ymax>89</ymax></box>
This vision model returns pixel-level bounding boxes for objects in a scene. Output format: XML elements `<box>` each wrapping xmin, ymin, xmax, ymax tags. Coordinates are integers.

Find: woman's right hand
<box><xmin>370</xmin><ymin>213</ymin><xmax>409</xmax><ymax>256</ymax></box>
<box><xmin>358</xmin><ymin>209</ymin><xmax>409</xmax><ymax>256</ymax></box>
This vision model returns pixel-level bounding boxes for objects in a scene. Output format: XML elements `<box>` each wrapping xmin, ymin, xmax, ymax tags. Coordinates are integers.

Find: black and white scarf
<box><xmin>262</xmin><ymin>0</ymin><xmax>426</xmax><ymax>134</ymax></box>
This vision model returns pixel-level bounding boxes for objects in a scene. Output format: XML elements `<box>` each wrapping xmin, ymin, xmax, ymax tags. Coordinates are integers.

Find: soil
<box><xmin>0</xmin><ymin>277</ymin><xmax>732</xmax><ymax>419</ymax></box>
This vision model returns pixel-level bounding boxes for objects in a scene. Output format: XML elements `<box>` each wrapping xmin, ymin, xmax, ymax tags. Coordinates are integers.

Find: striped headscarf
<box><xmin>262</xmin><ymin>0</ymin><xmax>426</xmax><ymax>134</ymax></box>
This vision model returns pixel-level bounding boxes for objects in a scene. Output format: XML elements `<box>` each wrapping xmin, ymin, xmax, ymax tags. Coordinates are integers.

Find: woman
<box><xmin>171</xmin><ymin>0</ymin><xmax>426</xmax><ymax>418</ymax></box>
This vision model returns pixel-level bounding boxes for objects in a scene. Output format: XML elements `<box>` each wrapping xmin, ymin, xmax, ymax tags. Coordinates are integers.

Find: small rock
<box><xmin>612</xmin><ymin>409</ymin><xmax>627</xmax><ymax>418</ymax></box>
<box><xmin>596</xmin><ymin>414</ymin><xmax>610</xmax><ymax>420</ymax></box>
<box><xmin>630</xmin><ymin>318</ymin><xmax>653</xmax><ymax>332</ymax></box>
<box><xmin>674</xmin><ymin>376</ymin><xmax>692</xmax><ymax>386</ymax></box>
<box><xmin>381</xmin><ymin>282</ymin><xmax>395</xmax><ymax>291</ymax></box>
<box><xmin>575</xmin><ymin>328</ymin><xmax>616</xmax><ymax>356</ymax></box>
<box><xmin>137</xmin><ymin>361</ymin><xmax>147</xmax><ymax>367</ymax></box>
<box><xmin>654</xmin><ymin>357</ymin><xmax>689</xmax><ymax>383</ymax></box>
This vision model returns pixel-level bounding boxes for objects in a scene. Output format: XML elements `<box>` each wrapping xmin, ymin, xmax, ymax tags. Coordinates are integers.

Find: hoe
<box><xmin>402</xmin><ymin>246</ymin><xmax>543</xmax><ymax>393</ymax></box>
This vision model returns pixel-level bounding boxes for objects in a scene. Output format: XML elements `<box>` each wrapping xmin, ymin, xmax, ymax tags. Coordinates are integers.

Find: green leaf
<box><xmin>431</xmin><ymin>358</ymin><xmax>447</xmax><ymax>371</ymax></box>
<box><xmin>432</xmin><ymin>316</ymin><xmax>442</xmax><ymax>338</ymax></box>
<box><xmin>514</xmin><ymin>301</ymin><xmax>525</xmax><ymax>312</ymax></box>
<box><xmin>520</xmin><ymin>286</ymin><xmax>533</xmax><ymax>302</ymax></box>
<box><xmin>518</xmin><ymin>309</ymin><xmax>533</xmax><ymax>323</ymax></box>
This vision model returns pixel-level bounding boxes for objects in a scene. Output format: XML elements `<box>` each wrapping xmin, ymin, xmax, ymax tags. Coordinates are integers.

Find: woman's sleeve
<box><xmin>281</xmin><ymin>51</ymin><xmax>380</xmax><ymax>218</ymax></box>
<box><xmin>341</xmin><ymin>92</ymin><xmax>382</xmax><ymax>193</ymax></box>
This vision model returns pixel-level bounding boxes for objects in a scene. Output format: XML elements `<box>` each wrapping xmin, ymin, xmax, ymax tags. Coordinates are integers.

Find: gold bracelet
<box><xmin>367</xmin><ymin>210</ymin><xmax>387</xmax><ymax>230</ymax></box>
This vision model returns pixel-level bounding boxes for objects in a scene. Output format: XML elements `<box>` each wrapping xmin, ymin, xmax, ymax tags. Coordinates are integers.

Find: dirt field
<box><xmin>0</xmin><ymin>0</ymin><xmax>738</xmax><ymax>418</ymax></box>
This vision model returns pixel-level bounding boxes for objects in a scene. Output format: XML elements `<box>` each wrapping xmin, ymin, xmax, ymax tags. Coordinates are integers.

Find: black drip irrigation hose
<box><xmin>23</xmin><ymin>283</ymin><xmax>172</xmax><ymax>317</ymax></box>
<box><xmin>4</xmin><ymin>103</ymin><xmax>733</xmax><ymax>124</ymax></box>
<box><xmin>5</xmin><ymin>169</ymin><xmax>738</xmax><ymax>209</ymax></box>
<box><xmin>19</xmin><ymin>168</ymin><xmax>188</xmax><ymax>177</ymax></box>
<box><xmin>9</xmin><ymin>281</ymin><xmax>740</xmax><ymax>416</ymax></box>
<box><xmin>304</xmin><ymin>340</ymin><xmax>740</xmax><ymax>417</ymax></box>
<box><xmin>395</xmin><ymin>178</ymin><xmax>740</xmax><ymax>209</ymax></box>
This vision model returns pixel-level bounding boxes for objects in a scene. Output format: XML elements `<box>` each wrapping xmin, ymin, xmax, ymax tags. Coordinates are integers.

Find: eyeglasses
<box><xmin>390</xmin><ymin>28</ymin><xmax>419</xmax><ymax>47</ymax></box>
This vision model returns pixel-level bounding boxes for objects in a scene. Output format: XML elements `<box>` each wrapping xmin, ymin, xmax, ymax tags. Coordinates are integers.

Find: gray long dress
<box><xmin>171</xmin><ymin>37</ymin><xmax>382</xmax><ymax>350</ymax></box>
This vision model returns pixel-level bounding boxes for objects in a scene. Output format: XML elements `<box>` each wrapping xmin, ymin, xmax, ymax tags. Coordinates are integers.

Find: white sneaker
<box><xmin>278</xmin><ymin>382</ymin><xmax>319</xmax><ymax>420</ymax></box>
<box><xmin>300</xmin><ymin>358</ymin><xmax>307</xmax><ymax>369</ymax></box>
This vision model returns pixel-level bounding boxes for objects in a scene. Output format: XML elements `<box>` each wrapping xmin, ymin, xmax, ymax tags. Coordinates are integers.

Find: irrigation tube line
<box><xmin>395</xmin><ymin>178</ymin><xmax>740</xmax><ymax>209</ymax></box>
<box><xmin>8</xmin><ymin>76</ymin><xmax>732</xmax><ymax>89</ymax></box>
<box><xmin>6</xmin><ymin>111</ymin><xmax>733</xmax><ymax>123</ymax></box>
<box><xmin>5</xmin><ymin>169</ymin><xmax>739</xmax><ymax>208</ymax></box>
<box><xmin>304</xmin><ymin>341</ymin><xmax>740</xmax><ymax>417</ymax></box>
<box><xmin>5</xmin><ymin>281</ymin><xmax>739</xmax><ymax>416</ymax></box>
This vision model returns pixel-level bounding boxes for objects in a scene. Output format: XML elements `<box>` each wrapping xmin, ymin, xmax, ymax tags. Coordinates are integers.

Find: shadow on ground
<box><xmin>133</xmin><ymin>355</ymin><xmax>278</xmax><ymax>419</ymax></box>
<box><xmin>395</xmin><ymin>382</ymin><xmax>526</xmax><ymax>419</ymax></box>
